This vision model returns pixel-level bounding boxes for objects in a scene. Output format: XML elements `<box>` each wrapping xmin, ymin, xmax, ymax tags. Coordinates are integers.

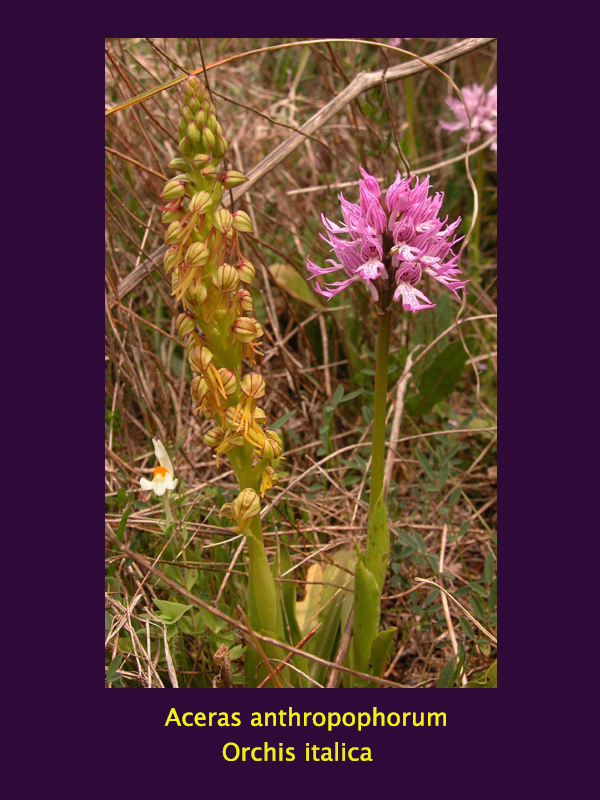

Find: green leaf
<box><xmin>352</xmin><ymin>561</ymin><xmax>381</xmax><ymax>676</ymax></box>
<box><xmin>275</xmin><ymin>548</ymin><xmax>302</xmax><ymax>647</ymax></box>
<box><xmin>270</xmin><ymin>409</ymin><xmax>296</xmax><ymax>430</ymax></box>
<box><xmin>396</xmin><ymin>530</ymin><xmax>414</xmax><ymax>547</ymax></box>
<box><xmin>332</xmin><ymin>384</ymin><xmax>345</xmax><ymax>405</ymax></box>
<box><xmin>470</xmin><ymin>594</ymin><xmax>485</xmax><ymax>620</ymax></box>
<box><xmin>267</xmin><ymin>262</ymin><xmax>323</xmax><ymax>308</ymax></box>
<box><xmin>368</xmin><ymin>627</ymin><xmax>397</xmax><ymax>678</ymax></box>
<box><xmin>411</xmin><ymin>530</ymin><xmax>427</xmax><ymax>553</ymax></box>
<box><xmin>465</xmin><ymin>660</ymin><xmax>497</xmax><ymax>688</ymax></box>
<box><xmin>178</xmin><ymin>616</ymin><xmax>208</xmax><ymax>636</ymax></box>
<box><xmin>484</xmin><ymin>552</ymin><xmax>495</xmax><ymax>585</ymax></box>
<box><xmin>459</xmin><ymin>617</ymin><xmax>476</xmax><ymax>639</ymax></box>
<box><xmin>117</xmin><ymin>504</ymin><xmax>133</xmax><ymax>542</ymax></box>
<box><xmin>437</xmin><ymin>659</ymin><xmax>456</xmax><ymax>688</ymax></box>
<box><xmin>406</xmin><ymin>339</ymin><xmax>473</xmax><ymax>417</ymax></box>
<box><xmin>339</xmin><ymin>389</ymin><xmax>364</xmax><ymax>404</ymax></box>
<box><xmin>438</xmin><ymin>462</ymin><xmax>449</xmax><ymax>487</ymax></box>
<box><xmin>301</xmin><ymin>549</ymin><xmax>356</xmax><ymax>687</ymax></box>
<box><xmin>416</xmin><ymin>450</ymin><xmax>436</xmax><ymax>481</ymax></box>
<box><xmin>153</xmin><ymin>599</ymin><xmax>193</xmax><ymax>625</ymax></box>
<box><xmin>448</xmin><ymin>487</ymin><xmax>462</xmax><ymax>507</ymax></box>
<box><xmin>106</xmin><ymin>654</ymin><xmax>123</xmax><ymax>683</ymax></box>
<box><xmin>245</xmin><ymin>528</ymin><xmax>280</xmax><ymax>636</ymax></box>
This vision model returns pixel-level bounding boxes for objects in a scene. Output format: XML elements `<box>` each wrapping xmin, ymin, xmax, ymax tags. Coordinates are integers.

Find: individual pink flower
<box><xmin>307</xmin><ymin>167</ymin><xmax>467</xmax><ymax>312</ymax></box>
<box><xmin>388</xmin><ymin>38</ymin><xmax>412</xmax><ymax>47</ymax></box>
<box><xmin>439</xmin><ymin>83</ymin><xmax>497</xmax><ymax>153</ymax></box>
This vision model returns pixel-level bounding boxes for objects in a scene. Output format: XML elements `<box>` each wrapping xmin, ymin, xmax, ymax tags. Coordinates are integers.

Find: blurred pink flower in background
<box><xmin>388</xmin><ymin>38</ymin><xmax>412</xmax><ymax>47</ymax></box>
<box><xmin>439</xmin><ymin>83</ymin><xmax>497</xmax><ymax>153</ymax></box>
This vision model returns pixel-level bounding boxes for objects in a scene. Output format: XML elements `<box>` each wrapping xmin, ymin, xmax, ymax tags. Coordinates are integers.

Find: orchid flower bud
<box><xmin>189</xmin><ymin>344</ymin><xmax>214</xmax><ymax>374</ymax></box>
<box><xmin>240</xmin><ymin>373</ymin><xmax>266</xmax><ymax>399</ymax></box>
<box><xmin>231</xmin><ymin>210</ymin><xmax>253</xmax><ymax>233</ymax></box>
<box><xmin>190</xmin><ymin>375</ymin><xmax>209</xmax><ymax>404</ymax></box>
<box><xmin>206</xmin><ymin>112</ymin><xmax>218</xmax><ymax>133</ymax></box>
<box><xmin>164</xmin><ymin>245</ymin><xmax>181</xmax><ymax>273</ymax></box>
<box><xmin>261</xmin><ymin>431</ymin><xmax>283</xmax><ymax>460</ymax></box>
<box><xmin>200</xmin><ymin>164</ymin><xmax>217</xmax><ymax>181</ymax></box>
<box><xmin>236</xmin><ymin>259</ymin><xmax>255</xmax><ymax>284</ymax></box>
<box><xmin>187</xmin><ymin>120</ymin><xmax>201</xmax><ymax>144</ymax></box>
<box><xmin>161</xmin><ymin>209</ymin><xmax>183</xmax><ymax>224</ymax></box>
<box><xmin>161</xmin><ymin>179</ymin><xmax>186</xmax><ymax>201</ymax></box>
<box><xmin>193</xmin><ymin>153</ymin><xmax>212</xmax><ymax>167</ymax></box>
<box><xmin>204</xmin><ymin>427</ymin><xmax>224</xmax><ymax>448</ymax></box>
<box><xmin>217</xmin><ymin>488</ymin><xmax>261</xmax><ymax>533</ymax></box>
<box><xmin>168</xmin><ymin>157</ymin><xmax>189</xmax><ymax>171</ymax></box>
<box><xmin>237</xmin><ymin>289</ymin><xmax>254</xmax><ymax>313</ymax></box>
<box><xmin>186</xmin><ymin>241</ymin><xmax>210</xmax><ymax>268</ymax></box>
<box><xmin>202</xmin><ymin>127</ymin><xmax>216</xmax><ymax>152</ymax></box>
<box><xmin>223</xmin><ymin>407</ymin><xmax>238</xmax><ymax>429</ymax></box>
<box><xmin>176</xmin><ymin>312</ymin><xmax>196</xmax><ymax>339</ymax></box>
<box><xmin>214</xmin><ymin>134</ymin><xmax>228</xmax><ymax>157</ymax></box>
<box><xmin>212</xmin><ymin>264</ymin><xmax>240</xmax><ymax>294</ymax></box>
<box><xmin>189</xmin><ymin>190</ymin><xmax>213</xmax><ymax>215</ymax></box>
<box><xmin>165</xmin><ymin>221</ymin><xmax>185</xmax><ymax>244</ymax></box>
<box><xmin>213</xmin><ymin>209</ymin><xmax>233</xmax><ymax>234</ymax></box>
<box><xmin>195</xmin><ymin>108</ymin><xmax>208</xmax><ymax>127</ymax></box>
<box><xmin>232</xmin><ymin>317</ymin><xmax>260</xmax><ymax>343</ymax></box>
<box><xmin>253</xmin><ymin>407</ymin><xmax>268</xmax><ymax>426</ymax></box>
<box><xmin>218</xmin><ymin>368</ymin><xmax>237</xmax><ymax>395</ymax></box>
<box><xmin>190</xmin><ymin>281</ymin><xmax>208</xmax><ymax>307</ymax></box>
<box><xmin>221</xmin><ymin>170</ymin><xmax>248</xmax><ymax>189</ymax></box>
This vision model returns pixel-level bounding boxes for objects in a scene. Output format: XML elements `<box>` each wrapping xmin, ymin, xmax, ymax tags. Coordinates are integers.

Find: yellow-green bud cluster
<box><xmin>159</xmin><ymin>76</ymin><xmax>252</xmax><ymax>315</ymax></box>
<box><xmin>161</xmin><ymin>76</ymin><xmax>282</xmax><ymax>503</ymax></box>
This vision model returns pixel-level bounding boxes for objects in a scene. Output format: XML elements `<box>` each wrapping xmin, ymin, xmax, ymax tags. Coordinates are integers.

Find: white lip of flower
<box><xmin>389</xmin><ymin>242</ymin><xmax>419</xmax><ymax>261</ymax></box>
<box><xmin>140</xmin><ymin>438</ymin><xmax>178</xmax><ymax>497</ymax></box>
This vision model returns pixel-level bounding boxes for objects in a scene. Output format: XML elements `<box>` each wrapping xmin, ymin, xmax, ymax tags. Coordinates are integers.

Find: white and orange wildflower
<box><xmin>139</xmin><ymin>439</ymin><xmax>178</xmax><ymax>496</ymax></box>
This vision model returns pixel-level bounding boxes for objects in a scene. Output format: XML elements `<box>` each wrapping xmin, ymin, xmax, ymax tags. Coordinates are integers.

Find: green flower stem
<box><xmin>404</xmin><ymin>76</ymin><xmax>418</xmax><ymax>165</ymax></box>
<box><xmin>363</xmin><ymin>308</ymin><xmax>392</xmax><ymax>592</ymax></box>
<box><xmin>472</xmin><ymin>148</ymin><xmax>485</xmax><ymax>265</ymax></box>
<box><xmin>162</xmin><ymin>492</ymin><xmax>183</xmax><ymax>565</ymax></box>
<box><xmin>369</xmin><ymin>310</ymin><xmax>392</xmax><ymax>523</ymax></box>
<box><xmin>228</xmin><ymin>447</ymin><xmax>280</xmax><ymax>636</ymax></box>
<box><xmin>351</xmin><ymin>310</ymin><xmax>394</xmax><ymax>684</ymax></box>
<box><xmin>162</xmin><ymin>493</ymin><xmax>174</xmax><ymax>527</ymax></box>
<box><xmin>228</xmin><ymin>447</ymin><xmax>260</xmax><ymax>511</ymax></box>
<box><xmin>228</xmin><ymin>446</ymin><xmax>284</xmax><ymax>687</ymax></box>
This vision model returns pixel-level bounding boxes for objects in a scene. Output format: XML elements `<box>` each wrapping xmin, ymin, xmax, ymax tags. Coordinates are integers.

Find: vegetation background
<box><xmin>105</xmin><ymin>37</ymin><xmax>497</xmax><ymax>688</ymax></box>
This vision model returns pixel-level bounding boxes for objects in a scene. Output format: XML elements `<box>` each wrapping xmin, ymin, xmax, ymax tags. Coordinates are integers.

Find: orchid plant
<box><xmin>307</xmin><ymin>166</ymin><xmax>466</xmax><ymax>684</ymax></box>
<box><xmin>155</xmin><ymin>76</ymin><xmax>290</xmax><ymax>686</ymax></box>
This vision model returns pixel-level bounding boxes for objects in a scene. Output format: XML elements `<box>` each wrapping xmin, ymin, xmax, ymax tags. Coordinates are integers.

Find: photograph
<box><xmin>105</xmin><ymin>37</ymin><xmax>497</xmax><ymax>689</ymax></box>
